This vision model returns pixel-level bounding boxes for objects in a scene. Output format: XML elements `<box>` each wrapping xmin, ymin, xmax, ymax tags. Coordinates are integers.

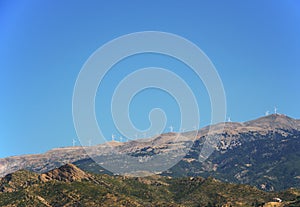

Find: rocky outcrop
<box><xmin>39</xmin><ymin>163</ymin><xmax>92</xmax><ymax>182</ymax></box>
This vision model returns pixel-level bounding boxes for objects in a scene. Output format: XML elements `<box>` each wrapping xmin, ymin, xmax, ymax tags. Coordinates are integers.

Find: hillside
<box><xmin>161</xmin><ymin>114</ymin><xmax>300</xmax><ymax>191</ymax></box>
<box><xmin>75</xmin><ymin>114</ymin><xmax>300</xmax><ymax>191</ymax></box>
<box><xmin>1</xmin><ymin>163</ymin><xmax>300</xmax><ymax>207</ymax></box>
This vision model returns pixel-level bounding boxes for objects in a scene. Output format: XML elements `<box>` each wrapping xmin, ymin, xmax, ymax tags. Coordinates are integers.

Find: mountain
<box><xmin>1</xmin><ymin>163</ymin><xmax>300</xmax><ymax>207</ymax></box>
<box><xmin>160</xmin><ymin>114</ymin><xmax>300</xmax><ymax>191</ymax></box>
<box><xmin>1</xmin><ymin>114</ymin><xmax>300</xmax><ymax>191</ymax></box>
<box><xmin>75</xmin><ymin>114</ymin><xmax>300</xmax><ymax>191</ymax></box>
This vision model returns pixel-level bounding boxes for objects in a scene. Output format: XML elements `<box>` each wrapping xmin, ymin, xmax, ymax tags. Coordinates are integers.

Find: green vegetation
<box><xmin>1</xmin><ymin>165</ymin><xmax>300</xmax><ymax>207</ymax></box>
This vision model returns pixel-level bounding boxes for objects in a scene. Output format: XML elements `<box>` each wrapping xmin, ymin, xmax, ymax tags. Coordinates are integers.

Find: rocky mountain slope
<box><xmin>75</xmin><ymin>114</ymin><xmax>300</xmax><ymax>191</ymax></box>
<box><xmin>161</xmin><ymin>114</ymin><xmax>300</xmax><ymax>191</ymax></box>
<box><xmin>1</xmin><ymin>163</ymin><xmax>300</xmax><ymax>207</ymax></box>
<box><xmin>1</xmin><ymin>114</ymin><xmax>300</xmax><ymax>191</ymax></box>
<box><xmin>0</xmin><ymin>164</ymin><xmax>91</xmax><ymax>193</ymax></box>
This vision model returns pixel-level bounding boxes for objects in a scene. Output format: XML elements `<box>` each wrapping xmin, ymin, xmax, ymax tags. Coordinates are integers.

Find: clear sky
<box><xmin>1</xmin><ymin>1</ymin><xmax>300</xmax><ymax>158</ymax></box>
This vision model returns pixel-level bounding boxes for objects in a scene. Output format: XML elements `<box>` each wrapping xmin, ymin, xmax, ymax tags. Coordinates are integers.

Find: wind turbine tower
<box><xmin>72</xmin><ymin>139</ymin><xmax>77</xmax><ymax>147</ymax></box>
<box><xmin>111</xmin><ymin>134</ymin><xmax>115</xmax><ymax>141</ymax></box>
<box><xmin>274</xmin><ymin>106</ymin><xmax>278</xmax><ymax>114</ymax></box>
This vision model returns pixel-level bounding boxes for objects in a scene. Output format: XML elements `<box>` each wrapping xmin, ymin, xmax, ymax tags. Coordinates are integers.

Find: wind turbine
<box><xmin>227</xmin><ymin>117</ymin><xmax>232</xmax><ymax>122</ymax></box>
<box><xmin>111</xmin><ymin>134</ymin><xmax>115</xmax><ymax>141</ymax></box>
<box><xmin>169</xmin><ymin>125</ymin><xmax>174</xmax><ymax>132</ymax></box>
<box><xmin>274</xmin><ymin>106</ymin><xmax>278</xmax><ymax>114</ymax></box>
<box><xmin>72</xmin><ymin>139</ymin><xmax>77</xmax><ymax>147</ymax></box>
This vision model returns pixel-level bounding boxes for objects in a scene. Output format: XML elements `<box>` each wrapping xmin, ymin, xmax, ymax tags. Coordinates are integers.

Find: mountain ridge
<box><xmin>1</xmin><ymin>114</ymin><xmax>300</xmax><ymax>191</ymax></box>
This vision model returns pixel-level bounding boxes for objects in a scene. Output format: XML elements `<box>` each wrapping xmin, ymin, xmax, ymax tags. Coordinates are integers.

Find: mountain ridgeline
<box><xmin>164</xmin><ymin>114</ymin><xmax>300</xmax><ymax>191</ymax></box>
<box><xmin>1</xmin><ymin>114</ymin><xmax>300</xmax><ymax>192</ymax></box>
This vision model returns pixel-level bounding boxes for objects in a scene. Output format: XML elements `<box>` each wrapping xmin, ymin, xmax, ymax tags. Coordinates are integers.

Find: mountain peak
<box><xmin>244</xmin><ymin>114</ymin><xmax>300</xmax><ymax>130</ymax></box>
<box><xmin>39</xmin><ymin>163</ymin><xmax>92</xmax><ymax>182</ymax></box>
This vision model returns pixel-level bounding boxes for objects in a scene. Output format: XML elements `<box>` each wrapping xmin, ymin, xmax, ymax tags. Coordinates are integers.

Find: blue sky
<box><xmin>1</xmin><ymin>1</ymin><xmax>300</xmax><ymax>158</ymax></box>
